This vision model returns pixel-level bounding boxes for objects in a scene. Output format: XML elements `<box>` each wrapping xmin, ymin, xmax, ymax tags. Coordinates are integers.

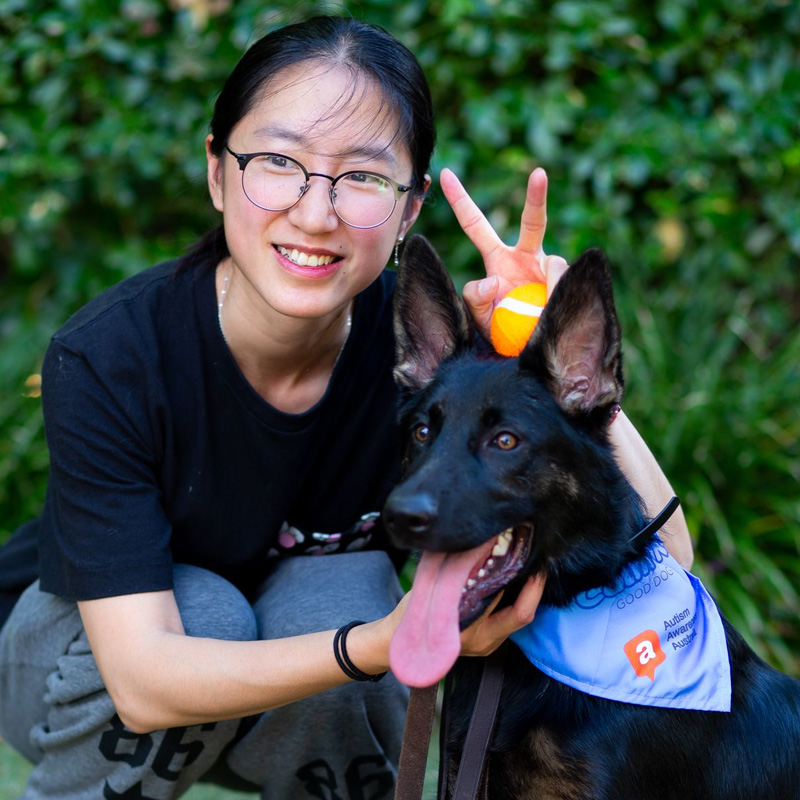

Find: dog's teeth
<box><xmin>467</xmin><ymin>578</ymin><xmax>476</xmax><ymax>588</ymax></box>
<box><xmin>478</xmin><ymin>569</ymin><xmax>486</xmax><ymax>578</ymax></box>
<box><xmin>487</xmin><ymin>559</ymin><xmax>494</xmax><ymax>567</ymax></box>
<box><xmin>492</xmin><ymin>537</ymin><xmax>510</xmax><ymax>557</ymax></box>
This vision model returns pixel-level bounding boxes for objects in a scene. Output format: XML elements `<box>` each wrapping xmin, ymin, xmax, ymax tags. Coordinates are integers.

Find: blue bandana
<box><xmin>510</xmin><ymin>539</ymin><xmax>732</xmax><ymax>712</ymax></box>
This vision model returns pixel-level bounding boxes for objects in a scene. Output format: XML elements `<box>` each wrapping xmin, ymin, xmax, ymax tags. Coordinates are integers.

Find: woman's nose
<box><xmin>287</xmin><ymin>178</ymin><xmax>339</xmax><ymax>233</ymax></box>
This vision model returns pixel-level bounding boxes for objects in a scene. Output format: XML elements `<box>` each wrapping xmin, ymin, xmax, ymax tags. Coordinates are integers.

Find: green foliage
<box><xmin>1</xmin><ymin>0</ymin><xmax>798</xmax><ymax>673</ymax></box>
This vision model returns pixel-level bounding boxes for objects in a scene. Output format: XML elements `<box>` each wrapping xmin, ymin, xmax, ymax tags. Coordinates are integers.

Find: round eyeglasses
<box><xmin>224</xmin><ymin>145</ymin><xmax>413</xmax><ymax>229</ymax></box>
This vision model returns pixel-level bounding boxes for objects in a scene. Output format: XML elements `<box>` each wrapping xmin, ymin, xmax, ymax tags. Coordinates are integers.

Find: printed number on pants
<box><xmin>99</xmin><ymin>715</ymin><xmax>218</xmax><ymax>798</ymax></box>
<box><xmin>296</xmin><ymin>755</ymin><xmax>393</xmax><ymax>800</ymax></box>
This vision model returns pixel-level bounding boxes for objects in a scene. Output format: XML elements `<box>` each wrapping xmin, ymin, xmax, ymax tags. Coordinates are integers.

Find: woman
<box><xmin>0</xmin><ymin>15</ymin><xmax>691</xmax><ymax>800</ymax></box>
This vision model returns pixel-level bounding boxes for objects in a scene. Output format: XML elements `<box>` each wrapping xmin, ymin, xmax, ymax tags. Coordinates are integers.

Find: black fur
<box><xmin>385</xmin><ymin>235</ymin><xmax>800</xmax><ymax>800</ymax></box>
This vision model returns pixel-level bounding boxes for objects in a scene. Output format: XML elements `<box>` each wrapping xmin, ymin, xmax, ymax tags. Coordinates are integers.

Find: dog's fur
<box><xmin>384</xmin><ymin>235</ymin><xmax>800</xmax><ymax>800</ymax></box>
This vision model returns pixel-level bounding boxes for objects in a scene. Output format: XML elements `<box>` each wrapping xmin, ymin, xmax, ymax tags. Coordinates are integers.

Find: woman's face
<box><xmin>207</xmin><ymin>62</ymin><xmax>427</xmax><ymax>324</ymax></box>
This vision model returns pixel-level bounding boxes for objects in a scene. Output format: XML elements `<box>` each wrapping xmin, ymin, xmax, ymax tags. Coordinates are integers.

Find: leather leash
<box><xmin>394</xmin><ymin>643</ymin><xmax>507</xmax><ymax>800</ymax></box>
<box><xmin>394</xmin><ymin>681</ymin><xmax>439</xmax><ymax>800</ymax></box>
<box><xmin>449</xmin><ymin>644</ymin><xmax>507</xmax><ymax>799</ymax></box>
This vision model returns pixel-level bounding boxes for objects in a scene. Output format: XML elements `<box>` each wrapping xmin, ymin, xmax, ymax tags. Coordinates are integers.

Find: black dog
<box><xmin>384</xmin><ymin>235</ymin><xmax>800</xmax><ymax>800</ymax></box>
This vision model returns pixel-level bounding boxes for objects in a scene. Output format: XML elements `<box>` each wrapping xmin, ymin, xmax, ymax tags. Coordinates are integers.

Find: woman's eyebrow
<box><xmin>250</xmin><ymin>125</ymin><xmax>398</xmax><ymax>168</ymax></box>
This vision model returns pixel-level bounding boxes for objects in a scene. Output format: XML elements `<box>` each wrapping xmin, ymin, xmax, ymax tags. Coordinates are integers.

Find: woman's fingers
<box><xmin>544</xmin><ymin>253</ymin><xmax>570</xmax><ymax>299</ymax></box>
<box><xmin>516</xmin><ymin>168</ymin><xmax>549</xmax><ymax>257</ymax></box>
<box><xmin>460</xmin><ymin>573</ymin><xmax>547</xmax><ymax>657</ymax></box>
<box><xmin>440</xmin><ymin>168</ymin><xmax>503</xmax><ymax>260</ymax></box>
<box><xmin>462</xmin><ymin>275</ymin><xmax>500</xmax><ymax>338</ymax></box>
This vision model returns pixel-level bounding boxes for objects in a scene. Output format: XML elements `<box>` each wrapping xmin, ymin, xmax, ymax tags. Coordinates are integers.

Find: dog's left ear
<box><xmin>519</xmin><ymin>248</ymin><xmax>624</xmax><ymax>416</ymax></box>
<box><xmin>393</xmin><ymin>234</ymin><xmax>473</xmax><ymax>392</ymax></box>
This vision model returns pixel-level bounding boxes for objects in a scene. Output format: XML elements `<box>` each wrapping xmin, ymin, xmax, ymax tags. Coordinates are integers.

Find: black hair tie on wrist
<box><xmin>334</xmin><ymin>620</ymin><xmax>387</xmax><ymax>682</ymax></box>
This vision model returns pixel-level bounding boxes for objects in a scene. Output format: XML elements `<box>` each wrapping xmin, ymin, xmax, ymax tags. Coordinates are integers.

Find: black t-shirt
<box><xmin>0</xmin><ymin>259</ymin><xmax>404</xmax><ymax>622</ymax></box>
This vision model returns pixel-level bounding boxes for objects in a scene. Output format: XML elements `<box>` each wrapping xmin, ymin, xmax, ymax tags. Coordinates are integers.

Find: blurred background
<box><xmin>1</xmin><ymin>0</ymin><xmax>799</xmax><ymax>791</ymax></box>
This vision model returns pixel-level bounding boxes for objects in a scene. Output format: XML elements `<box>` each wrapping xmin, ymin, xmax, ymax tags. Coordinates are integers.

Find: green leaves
<box><xmin>1</xmin><ymin>0</ymin><xmax>798</xmax><ymax>673</ymax></box>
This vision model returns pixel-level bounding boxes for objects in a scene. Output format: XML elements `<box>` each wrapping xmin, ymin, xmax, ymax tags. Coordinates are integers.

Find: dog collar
<box><xmin>629</xmin><ymin>495</ymin><xmax>681</xmax><ymax>542</ymax></box>
<box><xmin>511</xmin><ymin>506</ymin><xmax>732</xmax><ymax>713</ymax></box>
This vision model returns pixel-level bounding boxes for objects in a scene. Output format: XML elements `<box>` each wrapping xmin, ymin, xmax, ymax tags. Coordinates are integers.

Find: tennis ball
<box><xmin>490</xmin><ymin>282</ymin><xmax>548</xmax><ymax>357</ymax></box>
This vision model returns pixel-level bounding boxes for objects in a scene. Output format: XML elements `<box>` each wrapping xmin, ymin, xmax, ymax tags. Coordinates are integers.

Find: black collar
<box><xmin>630</xmin><ymin>496</ymin><xmax>681</xmax><ymax>542</ymax></box>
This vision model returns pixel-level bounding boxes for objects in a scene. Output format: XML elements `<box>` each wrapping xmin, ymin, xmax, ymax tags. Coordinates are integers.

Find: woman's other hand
<box><xmin>458</xmin><ymin>573</ymin><xmax>546</xmax><ymax>658</ymax></box>
<box><xmin>440</xmin><ymin>167</ymin><xmax>568</xmax><ymax>339</ymax></box>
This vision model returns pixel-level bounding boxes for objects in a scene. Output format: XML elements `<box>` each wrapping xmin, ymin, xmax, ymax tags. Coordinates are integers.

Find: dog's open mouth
<box><xmin>458</xmin><ymin>524</ymin><xmax>533</xmax><ymax>625</ymax></box>
<box><xmin>389</xmin><ymin>524</ymin><xmax>534</xmax><ymax>688</ymax></box>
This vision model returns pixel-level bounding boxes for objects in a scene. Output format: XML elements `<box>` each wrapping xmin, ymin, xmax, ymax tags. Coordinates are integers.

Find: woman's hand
<box><xmin>440</xmin><ymin>167</ymin><xmax>569</xmax><ymax>339</ymax></box>
<box><xmin>458</xmin><ymin>573</ymin><xmax>547</xmax><ymax>658</ymax></box>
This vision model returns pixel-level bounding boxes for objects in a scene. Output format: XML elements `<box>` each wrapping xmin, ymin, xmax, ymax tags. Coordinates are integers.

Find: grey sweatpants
<box><xmin>0</xmin><ymin>551</ymin><xmax>408</xmax><ymax>800</ymax></box>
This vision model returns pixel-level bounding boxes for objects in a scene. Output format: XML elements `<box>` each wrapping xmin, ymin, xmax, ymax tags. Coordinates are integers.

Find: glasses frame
<box><xmin>224</xmin><ymin>145</ymin><xmax>413</xmax><ymax>229</ymax></box>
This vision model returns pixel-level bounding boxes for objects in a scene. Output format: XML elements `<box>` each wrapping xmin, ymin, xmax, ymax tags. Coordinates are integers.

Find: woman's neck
<box><xmin>216</xmin><ymin>260</ymin><xmax>354</xmax><ymax>413</ymax></box>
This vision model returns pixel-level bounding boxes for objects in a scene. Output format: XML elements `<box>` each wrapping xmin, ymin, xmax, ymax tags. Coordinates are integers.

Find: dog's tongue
<box><xmin>390</xmin><ymin>544</ymin><xmax>489</xmax><ymax>687</ymax></box>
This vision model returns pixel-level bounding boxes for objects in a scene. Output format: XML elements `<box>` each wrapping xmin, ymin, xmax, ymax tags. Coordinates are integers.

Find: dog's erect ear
<box><xmin>519</xmin><ymin>248</ymin><xmax>623</xmax><ymax>416</ymax></box>
<box><xmin>393</xmin><ymin>234</ymin><xmax>473</xmax><ymax>392</ymax></box>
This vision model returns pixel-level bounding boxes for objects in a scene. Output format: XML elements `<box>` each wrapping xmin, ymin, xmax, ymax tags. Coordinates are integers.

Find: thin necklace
<box><xmin>217</xmin><ymin>263</ymin><xmax>353</xmax><ymax>367</ymax></box>
<box><xmin>217</xmin><ymin>262</ymin><xmax>231</xmax><ymax>341</ymax></box>
<box><xmin>333</xmin><ymin>306</ymin><xmax>353</xmax><ymax>370</ymax></box>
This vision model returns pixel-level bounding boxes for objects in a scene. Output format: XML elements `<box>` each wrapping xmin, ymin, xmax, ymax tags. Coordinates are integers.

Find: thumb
<box><xmin>544</xmin><ymin>255</ymin><xmax>569</xmax><ymax>300</ymax></box>
<box><xmin>463</xmin><ymin>275</ymin><xmax>500</xmax><ymax>339</ymax></box>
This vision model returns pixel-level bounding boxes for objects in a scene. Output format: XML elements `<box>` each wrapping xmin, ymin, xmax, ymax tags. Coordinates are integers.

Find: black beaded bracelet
<box><xmin>333</xmin><ymin>620</ymin><xmax>387</xmax><ymax>683</ymax></box>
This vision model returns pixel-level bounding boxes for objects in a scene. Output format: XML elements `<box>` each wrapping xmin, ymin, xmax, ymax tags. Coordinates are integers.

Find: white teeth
<box><xmin>478</xmin><ymin>569</ymin><xmax>486</xmax><ymax>578</ymax></box>
<box><xmin>467</xmin><ymin>579</ymin><xmax>476</xmax><ymax>588</ymax></box>
<box><xmin>491</xmin><ymin>529</ymin><xmax>513</xmax><ymax>558</ymax></box>
<box><xmin>277</xmin><ymin>245</ymin><xmax>335</xmax><ymax>267</ymax></box>
<box><xmin>487</xmin><ymin>559</ymin><xmax>494</xmax><ymax>567</ymax></box>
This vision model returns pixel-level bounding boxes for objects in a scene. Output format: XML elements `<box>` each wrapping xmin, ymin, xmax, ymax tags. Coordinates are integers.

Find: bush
<box><xmin>1</xmin><ymin>0</ymin><xmax>798</xmax><ymax>673</ymax></box>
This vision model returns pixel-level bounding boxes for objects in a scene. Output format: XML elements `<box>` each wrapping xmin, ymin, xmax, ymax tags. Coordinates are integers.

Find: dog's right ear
<box><xmin>519</xmin><ymin>248</ymin><xmax>624</xmax><ymax>417</ymax></box>
<box><xmin>393</xmin><ymin>234</ymin><xmax>473</xmax><ymax>392</ymax></box>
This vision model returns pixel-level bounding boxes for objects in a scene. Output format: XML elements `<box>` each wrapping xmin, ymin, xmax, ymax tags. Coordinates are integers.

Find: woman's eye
<box><xmin>344</xmin><ymin>172</ymin><xmax>388</xmax><ymax>191</ymax></box>
<box><xmin>264</xmin><ymin>155</ymin><xmax>290</xmax><ymax>169</ymax></box>
<box><xmin>412</xmin><ymin>424</ymin><xmax>430</xmax><ymax>444</ymax></box>
<box><xmin>495</xmin><ymin>432</ymin><xmax>519</xmax><ymax>451</ymax></box>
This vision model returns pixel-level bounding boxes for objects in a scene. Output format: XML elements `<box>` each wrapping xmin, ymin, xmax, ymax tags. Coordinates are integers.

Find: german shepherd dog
<box><xmin>384</xmin><ymin>235</ymin><xmax>800</xmax><ymax>800</ymax></box>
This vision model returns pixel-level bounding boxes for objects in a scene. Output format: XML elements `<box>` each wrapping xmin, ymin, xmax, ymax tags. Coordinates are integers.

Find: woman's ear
<box><xmin>398</xmin><ymin>174</ymin><xmax>431</xmax><ymax>240</ymax></box>
<box><xmin>206</xmin><ymin>135</ymin><xmax>224</xmax><ymax>213</ymax></box>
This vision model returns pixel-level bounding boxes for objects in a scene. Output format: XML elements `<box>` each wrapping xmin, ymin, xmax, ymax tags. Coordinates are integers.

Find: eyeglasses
<box><xmin>224</xmin><ymin>145</ymin><xmax>413</xmax><ymax>229</ymax></box>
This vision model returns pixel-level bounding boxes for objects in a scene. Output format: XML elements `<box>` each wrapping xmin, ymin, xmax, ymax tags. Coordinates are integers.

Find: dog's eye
<box><xmin>412</xmin><ymin>424</ymin><xmax>430</xmax><ymax>444</ymax></box>
<box><xmin>495</xmin><ymin>432</ymin><xmax>519</xmax><ymax>451</ymax></box>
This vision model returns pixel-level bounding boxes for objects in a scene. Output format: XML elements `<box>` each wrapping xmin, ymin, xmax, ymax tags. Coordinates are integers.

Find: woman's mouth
<box><xmin>275</xmin><ymin>245</ymin><xmax>341</xmax><ymax>268</ymax></box>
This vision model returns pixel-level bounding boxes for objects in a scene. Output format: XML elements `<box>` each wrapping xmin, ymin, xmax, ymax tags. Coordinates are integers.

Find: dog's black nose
<box><xmin>383</xmin><ymin>491</ymin><xmax>438</xmax><ymax>543</ymax></box>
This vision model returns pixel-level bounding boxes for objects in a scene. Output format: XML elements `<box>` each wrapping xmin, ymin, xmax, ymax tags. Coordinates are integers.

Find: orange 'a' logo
<box><xmin>623</xmin><ymin>629</ymin><xmax>666</xmax><ymax>681</ymax></box>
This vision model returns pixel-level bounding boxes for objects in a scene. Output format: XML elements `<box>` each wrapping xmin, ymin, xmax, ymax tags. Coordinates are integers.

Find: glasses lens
<box><xmin>242</xmin><ymin>155</ymin><xmax>306</xmax><ymax>211</ymax></box>
<box><xmin>332</xmin><ymin>173</ymin><xmax>397</xmax><ymax>228</ymax></box>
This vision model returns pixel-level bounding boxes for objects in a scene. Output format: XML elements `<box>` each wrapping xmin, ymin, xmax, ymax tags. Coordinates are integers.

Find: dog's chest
<box><xmin>488</xmin><ymin>728</ymin><xmax>591</xmax><ymax>800</ymax></box>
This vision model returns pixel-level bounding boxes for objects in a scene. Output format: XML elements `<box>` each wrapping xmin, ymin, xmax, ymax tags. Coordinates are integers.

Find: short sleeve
<box><xmin>38</xmin><ymin>335</ymin><xmax>174</xmax><ymax>600</ymax></box>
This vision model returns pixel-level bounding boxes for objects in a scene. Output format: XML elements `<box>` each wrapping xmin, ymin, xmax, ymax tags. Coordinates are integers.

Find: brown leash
<box><xmin>394</xmin><ymin>644</ymin><xmax>507</xmax><ymax>800</ymax></box>
<box><xmin>394</xmin><ymin>682</ymin><xmax>439</xmax><ymax>800</ymax></box>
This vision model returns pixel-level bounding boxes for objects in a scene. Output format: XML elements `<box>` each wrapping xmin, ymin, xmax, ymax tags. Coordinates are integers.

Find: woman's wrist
<box><xmin>333</xmin><ymin>618</ymin><xmax>392</xmax><ymax>680</ymax></box>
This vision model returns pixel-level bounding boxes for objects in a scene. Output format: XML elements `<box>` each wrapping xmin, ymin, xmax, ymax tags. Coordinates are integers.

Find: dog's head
<box><xmin>385</xmin><ymin>235</ymin><xmax>648</xmax><ymax>686</ymax></box>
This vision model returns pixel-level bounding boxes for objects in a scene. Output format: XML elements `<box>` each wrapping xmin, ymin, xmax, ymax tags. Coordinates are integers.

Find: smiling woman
<box><xmin>206</xmin><ymin>60</ymin><xmax>427</xmax><ymax>412</ymax></box>
<box><xmin>0</xmin><ymin>18</ymin><xmax>438</xmax><ymax>800</ymax></box>
<box><xmin>0</xmin><ymin>13</ymin><xmax>690</xmax><ymax>800</ymax></box>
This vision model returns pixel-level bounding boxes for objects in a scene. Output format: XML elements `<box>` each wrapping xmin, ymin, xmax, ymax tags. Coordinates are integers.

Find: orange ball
<box><xmin>490</xmin><ymin>282</ymin><xmax>548</xmax><ymax>357</ymax></box>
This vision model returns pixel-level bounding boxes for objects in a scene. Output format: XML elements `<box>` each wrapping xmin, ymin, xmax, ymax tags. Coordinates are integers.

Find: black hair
<box><xmin>184</xmin><ymin>15</ymin><xmax>435</xmax><ymax>270</ymax></box>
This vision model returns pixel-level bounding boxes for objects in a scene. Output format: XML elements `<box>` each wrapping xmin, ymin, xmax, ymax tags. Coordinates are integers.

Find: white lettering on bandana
<box><xmin>510</xmin><ymin>538</ymin><xmax>732</xmax><ymax>712</ymax></box>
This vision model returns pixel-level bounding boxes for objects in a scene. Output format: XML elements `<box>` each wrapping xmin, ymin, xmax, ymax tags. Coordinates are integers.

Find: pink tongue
<box><xmin>390</xmin><ymin>542</ymin><xmax>491</xmax><ymax>687</ymax></box>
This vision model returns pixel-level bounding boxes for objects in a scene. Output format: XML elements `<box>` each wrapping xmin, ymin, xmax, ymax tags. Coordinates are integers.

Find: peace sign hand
<box><xmin>440</xmin><ymin>167</ymin><xmax>569</xmax><ymax>340</ymax></box>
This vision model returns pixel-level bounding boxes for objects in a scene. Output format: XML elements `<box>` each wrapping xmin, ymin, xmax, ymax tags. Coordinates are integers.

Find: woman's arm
<box><xmin>609</xmin><ymin>410</ymin><xmax>693</xmax><ymax>568</ymax></box>
<box><xmin>78</xmin><ymin>590</ymin><xmax>387</xmax><ymax>733</ymax></box>
<box><xmin>440</xmin><ymin>167</ymin><xmax>693</xmax><ymax>568</ymax></box>
<box><xmin>79</xmin><ymin>573</ymin><xmax>545</xmax><ymax>733</ymax></box>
